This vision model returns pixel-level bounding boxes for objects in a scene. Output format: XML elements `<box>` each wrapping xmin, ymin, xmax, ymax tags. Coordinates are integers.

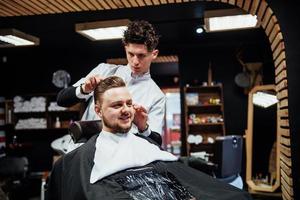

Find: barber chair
<box><xmin>68</xmin><ymin>120</ymin><xmax>162</xmax><ymax>146</ymax></box>
<box><xmin>69</xmin><ymin>120</ymin><xmax>102</xmax><ymax>143</ymax></box>
<box><xmin>213</xmin><ymin>135</ymin><xmax>243</xmax><ymax>188</ymax></box>
<box><xmin>67</xmin><ymin>121</ymin><xmax>243</xmax><ymax>189</ymax></box>
<box><xmin>178</xmin><ymin>135</ymin><xmax>243</xmax><ymax>189</ymax></box>
<box><xmin>0</xmin><ymin>156</ymin><xmax>29</xmax><ymax>199</ymax></box>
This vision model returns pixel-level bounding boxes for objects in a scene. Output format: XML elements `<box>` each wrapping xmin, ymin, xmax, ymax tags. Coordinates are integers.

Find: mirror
<box><xmin>245</xmin><ymin>84</ymin><xmax>280</xmax><ymax>192</ymax></box>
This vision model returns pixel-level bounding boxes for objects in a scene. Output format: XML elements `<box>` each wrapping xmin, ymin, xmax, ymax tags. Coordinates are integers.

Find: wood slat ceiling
<box><xmin>0</xmin><ymin>0</ymin><xmax>191</xmax><ymax>17</ymax></box>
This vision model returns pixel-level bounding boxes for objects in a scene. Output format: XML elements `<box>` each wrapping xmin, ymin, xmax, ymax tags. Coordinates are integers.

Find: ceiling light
<box><xmin>0</xmin><ymin>29</ymin><xmax>39</xmax><ymax>47</ymax></box>
<box><xmin>253</xmin><ymin>92</ymin><xmax>278</xmax><ymax>108</ymax></box>
<box><xmin>76</xmin><ymin>19</ymin><xmax>130</xmax><ymax>41</ymax></box>
<box><xmin>204</xmin><ymin>9</ymin><xmax>258</xmax><ymax>32</ymax></box>
<box><xmin>196</xmin><ymin>27</ymin><xmax>204</xmax><ymax>34</ymax></box>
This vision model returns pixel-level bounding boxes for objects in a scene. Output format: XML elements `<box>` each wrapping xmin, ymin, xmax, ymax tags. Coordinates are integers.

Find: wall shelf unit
<box><xmin>183</xmin><ymin>84</ymin><xmax>225</xmax><ymax>159</ymax></box>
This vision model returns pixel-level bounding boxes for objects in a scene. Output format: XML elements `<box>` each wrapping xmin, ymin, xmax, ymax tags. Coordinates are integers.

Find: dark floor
<box><xmin>250</xmin><ymin>192</ymin><xmax>283</xmax><ymax>200</ymax></box>
<box><xmin>252</xmin><ymin>194</ymin><xmax>282</xmax><ymax>200</ymax></box>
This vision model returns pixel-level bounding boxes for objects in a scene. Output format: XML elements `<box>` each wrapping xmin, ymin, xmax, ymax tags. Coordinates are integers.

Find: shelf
<box><xmin>187</xmin><ymin>104</ymin><xmax>222</xmax><ymax>107</ymax></box>
<box><xmin>185</xmin><ymin>85</ymin><xmax>222</xmax><ymax>93</ymax></box>
<box><xmin>188</xmin><ymin>122</ymin><xmax>224</xmax><ymax>126</ymax></box>
<box><xmin>183</xmin><ymin>84</ymin><xmax>225</xmax><ymax>157</ymax></box>
<box><xmin>189</xmin><ymin>143</ymin><xmax>214</xmax><ymax>153</ymax></box>
<box><xmin>14</xmin><ymin>128</ymin><xmax>69</xmax><ymax>133</ymax></box>
<box><xmin>48</xmin><ymin>110</ymin><xmax>79</xmax><ymax>113</ymax></box>
<box><xmin>188</xmin><ymin>123</ymin><xmax>224</xmax><ymax>133</ymax></box>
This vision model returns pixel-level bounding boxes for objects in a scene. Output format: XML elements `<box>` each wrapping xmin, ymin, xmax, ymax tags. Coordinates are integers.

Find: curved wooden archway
<box><xmin>214</xmin><ymin>0</ymin><xmax>291</xmax><ymax>199</ymax></box>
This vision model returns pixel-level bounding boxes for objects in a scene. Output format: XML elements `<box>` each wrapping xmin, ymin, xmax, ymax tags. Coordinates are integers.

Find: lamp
<box><xmin>75</xmin><ymin>19</ymin><xmax>130</xmax><ymax>41</ymax></box>
<box><xmin>204</xmin><ymin>9</ymin><xmax>258</xmax><ymax>32</ymax></box>
<box><xmin>0</xmin><ymin>29</ymin><xmax>39</xmax><ymax>47</ymax></box>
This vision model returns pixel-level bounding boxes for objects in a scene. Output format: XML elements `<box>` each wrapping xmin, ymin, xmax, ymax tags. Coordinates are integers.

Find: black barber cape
<box><xmin>46</xmin><ymin>134</ymin><xmax>252</xmax><ymax>200</ymax></box>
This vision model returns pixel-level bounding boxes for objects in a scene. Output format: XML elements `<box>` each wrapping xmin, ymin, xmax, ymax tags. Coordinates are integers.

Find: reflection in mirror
<box><xmin>245</xmin><ymin>85</ymin><xmax>280</xmax><ymax>192</ymax></box>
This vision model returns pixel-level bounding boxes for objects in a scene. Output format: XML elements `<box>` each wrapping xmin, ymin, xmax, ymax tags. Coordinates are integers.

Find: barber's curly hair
<box><xmin>123</xmin><ymin>20</ymin><xmax>159</xmax><ymax>51</ymax></box>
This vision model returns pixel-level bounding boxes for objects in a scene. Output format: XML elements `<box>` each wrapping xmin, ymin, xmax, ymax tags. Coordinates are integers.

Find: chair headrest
<box><xmin>0</xmin><ymin>157</ymin><xmax>28</xmax><ymax>178</ymax></box>
<box><xmin>69</xmin><ymin>120</ymin><xmax>102</xmax><ymax>143</ymax></box>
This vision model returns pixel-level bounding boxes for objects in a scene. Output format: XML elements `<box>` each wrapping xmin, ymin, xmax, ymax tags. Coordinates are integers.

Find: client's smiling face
<box><xmin>99</xmin><ymin>87</ymin><xmax>134</xmax><ymax>133</ymax></box>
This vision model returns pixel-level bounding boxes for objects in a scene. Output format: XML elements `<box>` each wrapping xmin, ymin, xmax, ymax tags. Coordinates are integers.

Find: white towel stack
<box><xmin>15</xmin><ymin>118</ymin><xmax>47</xmax><ymax>130</ymax></box>
<box><xmin>13</xmin><ymin>96</ymin><xmax>46</xmax><ymax>113</ymax></box>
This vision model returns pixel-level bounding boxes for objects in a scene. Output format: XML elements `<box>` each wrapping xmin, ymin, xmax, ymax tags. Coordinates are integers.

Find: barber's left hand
<box><xmin>133</xmin><ymin>104</ymin><xmax>148</xmax><ymax>132</ymax></box>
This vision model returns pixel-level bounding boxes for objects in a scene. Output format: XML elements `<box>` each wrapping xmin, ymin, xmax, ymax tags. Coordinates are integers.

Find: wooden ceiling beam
<box><xmin>127</xmin><ymin>0</ymin><xmax>139</xmax><ymax>7</ymax></box>
<box><xmin>87</xmin><ymin>0</ymin><xmax>104</xmax><ymax>10</ymax></box>
<box><xmin>50</xmin><ymin>0</ymin><xmax>72</xmax><ymax>12</ymax></box>
<box><xmin>78</xmin><ymin>0</ymin><xmax>97</xmax><ymax>11</ymax></box>
<box><xmin>112</xmin><ymin>0</ymin><xmax>126</xmax><ymax>8</ymax></box>
<box><xmin>144</xmin><ymin>0</ymin><xmax>153</xmax><ymax>6</ymax></box>
<box><xmin>0</xmin><ymin>0</ymin><xmax>27</xmax><ymax>16</ymax></box>
<box><xmin>39</xmin><ymin>0</ymin><xmax>64</xmax><ymax>13</ymax></box>
<box><xmin>96</xmin><ymin>0</ymin><xmax>111</xmax><ymax>10</ymax></box>
<box><xmin>0</xmin><ymin>7</ymin><xmax>15</xmax><ymax>17</ymax></box>
<box><xmin>21</xmin><ymin>0</ymin><xmax>49</xmax><ymax>15</ymax></box>
<box><xmin>135</xmin><ymin>0</ymin><xmax>146</xmax><ymax>7</ymax></box>
<box><xmin>63</xmin><ymin>0</ymin><xmax>83</xmax><ymax>12</ymax></box>
<box><xmin>71</xmin><ymin>0</ymin><xmax>90</xmax><ymax>11</ymax></box>
<box><xmin>32</xmin><ymin>0</ymin><xmax>56</xmax><ymax>14</ymax></box>
<box><xmin>120</xmin><ymin>0</ymin><xmax>133</xmax><ymax>8</ymax></box>
<box><xmin>11</xmin><ymin>0</ymin><xmax>41</xmax><ymax>15</ymax></box>
<box><xmin>103</xmin><ymin>0</ymin><xmax>118</xmax><ymax>9</ymax></box>
<box><xmin>152</xmin><ymin>0</ymin><xmax>161</xmax><ymax>5</ymax></box>
<box><xmin>54</xmin><ymin>0</ymin><xmax>76</xmax><ymax>12</ymax></box>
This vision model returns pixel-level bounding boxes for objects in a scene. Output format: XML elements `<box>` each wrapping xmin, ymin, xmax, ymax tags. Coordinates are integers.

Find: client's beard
<box><xmin>102</xmin><ymin>114</ymin><xmax>132</xmax><ymax>133</ymax></box>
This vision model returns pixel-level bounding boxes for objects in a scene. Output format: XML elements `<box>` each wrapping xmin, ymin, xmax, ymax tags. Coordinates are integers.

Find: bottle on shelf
<box><xmin>54</xmin><ymin>117</ymin><xmax>61</xmax><ymax>128</ymax></box>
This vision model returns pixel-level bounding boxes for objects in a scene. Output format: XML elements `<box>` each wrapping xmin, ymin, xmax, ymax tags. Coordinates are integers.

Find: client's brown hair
<box><xmin>94</xmin><ymin>76</ymin><xmax>126</xmax><ymax>106</ymax></box>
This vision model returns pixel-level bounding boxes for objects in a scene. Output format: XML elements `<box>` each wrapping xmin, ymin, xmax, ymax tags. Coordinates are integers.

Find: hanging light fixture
<box><xmin>75</xmin><ymin>19</ymin><xmax>130</xmax><ymax>41</ymax></box>
<box><xmin>204</xmin><ymin>8</ymin><xmax>258</xmax><ymax>32</ymax></box>
<box><xmin>0</xmin><ymin>29</ymin><xmax>39</xmax><ymax>47</ymax></box>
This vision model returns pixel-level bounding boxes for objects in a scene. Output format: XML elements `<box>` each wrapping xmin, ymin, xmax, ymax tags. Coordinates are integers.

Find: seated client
<box><xmin>46</xmin><ymin>76</ymin><xmax>252</xmax><ymax>200</ymax></box>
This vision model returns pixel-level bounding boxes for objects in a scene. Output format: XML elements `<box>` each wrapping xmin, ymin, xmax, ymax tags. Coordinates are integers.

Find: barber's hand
<box><xmin>82</xmin><ymin>75</ymin><xmax>103</xmax><ymax>94</ymax></box>
<box><xmin>133</xmin><ymin>104</ymin><xmax>148</xmax><ymax>132</ymax></box>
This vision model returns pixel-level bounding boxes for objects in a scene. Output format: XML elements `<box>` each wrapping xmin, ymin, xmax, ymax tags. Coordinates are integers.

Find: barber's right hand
<box><xmin>82</xmin><ymin>75</ymin><xmax>103</xmax><ymax>94</ymax></box>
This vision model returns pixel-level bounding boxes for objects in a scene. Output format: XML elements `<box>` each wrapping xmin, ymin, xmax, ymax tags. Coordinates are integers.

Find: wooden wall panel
<box><xmin>280</xmin><ymin>144</ymin><xmax>291</xmax><ymax>157</ymax></box>
<box><xmin>256</xmin><ymin>0</ymin><xmax>267</xmax><ymax>22</ymax></box>
<box><xmin>281</xmin><ymin>176</ymin><xmax>294</xmax><ymax>196</ymax></box>
<box><xmin>265</xmin><ymin>15</ymin><xmax>277</xmax><ymax>36</ymax></box>
<box><xmin>261</xmin><ymin>7</ymin><xmax>273</xmax><ymax>29</ymax></box>
<box><xmin>279</xmin><ymin>127</ymin><xmax>290</xmax><ymax>137</ymax></box>
<box><xmin>236</xmin><ymin>0</ymin><xmax>244</xmax><ymax>8</ymax></box>
<box><xmin>271</xmin><ymin>32</ymin><xmax>284</xmax><ymax>51</ymax></box>
<box><xmin>269</xmin><ymin>24</ymin><xmax>280</xmax><ymax>44</ymax></box>
<box><xmin>281</xmin><ymin>168</ymin><xmax>293</xmax><ymax>186</ymax></box>
<box><xmin>243</xmin><ymin>0</ymin><xmax>251</xmax><ymax>11</ymax></box>
<box><xmin>249</xmin><ymin>0</ymin><xmax>260</xmax><ymax>15</ymax></box>
<box><xmin>228</xmin><ymin>0</ymin><xmax>236</xmax><ymax>6</ymax></box>
<box><xmin>275</xmin><ymin>60</ymin><xmax>286</xmax><ymax>76</ymax></box>
<box><xmin>280</xmin><ymin>153</ymin><xmax>292</xmax><ymax>167</ymax></box>
<box><xmin>277</xmin><ymin>89</ymin><xmax>288</xmax><ymax>101</ymax></box>
<box><xmin>274</xmin><ymin>51</ymin><xmax>286</xmax><ymax>68</ymax></box>
<box><xmin>280</xmin><ymin>160</ymin><xmax>292</xmax><ymax>176</ymax></box>
<box><xmin>276</xmin><ymin>70</ymin><xmax>287</xmax><ymax>84</ymax></box>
